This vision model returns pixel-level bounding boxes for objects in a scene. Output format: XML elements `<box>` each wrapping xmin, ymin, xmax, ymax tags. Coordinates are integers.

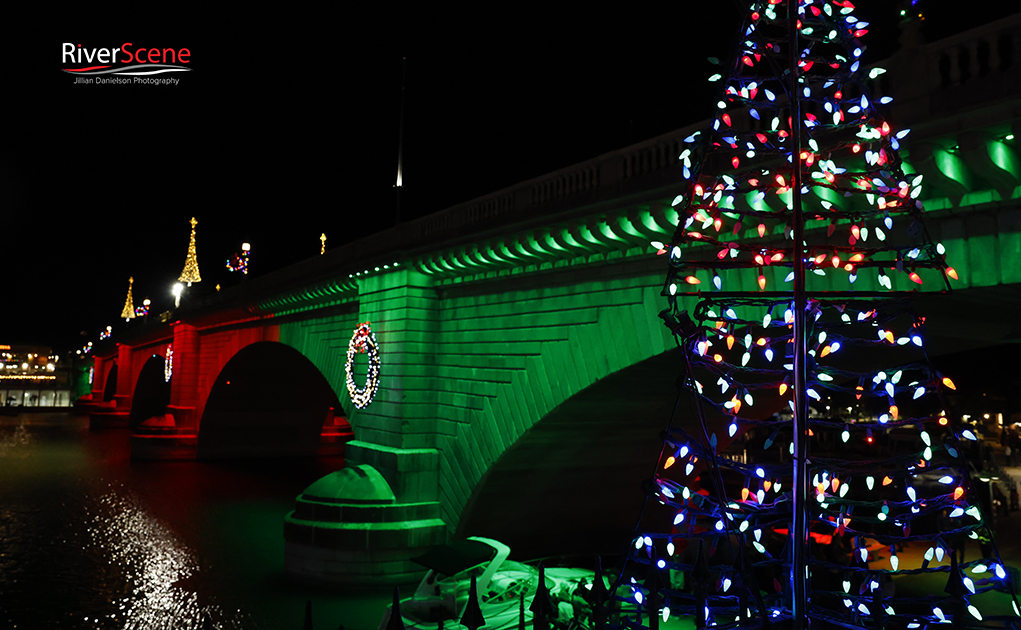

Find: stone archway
<box><xmin>129</xmin><ymin>355</ymin><xmax>170</xmax><ymax>428</ymax></box>
<box><xmin>197</xmin><ymin>341</ymin><xmax>342</xmax><ymax>459</ymax></box>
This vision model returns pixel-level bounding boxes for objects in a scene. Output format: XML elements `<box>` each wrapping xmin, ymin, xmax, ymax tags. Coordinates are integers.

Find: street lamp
<box><xmin>172</xmin><ymin>282</ymin><xmax>184</xmax><ymax>308</ymax></box>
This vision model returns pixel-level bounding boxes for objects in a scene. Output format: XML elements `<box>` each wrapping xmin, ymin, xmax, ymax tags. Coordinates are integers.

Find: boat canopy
<box><xmin>410</xmin><ymin>539</ymin><xmax>499</xmax><ymax>576</ymax></box>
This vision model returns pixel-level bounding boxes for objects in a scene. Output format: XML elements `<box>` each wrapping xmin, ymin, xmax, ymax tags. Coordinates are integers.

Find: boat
<box><xmin>378</xmin><ymin>537</ymin><xmax>597</xmax><ymax>630</ymax></box>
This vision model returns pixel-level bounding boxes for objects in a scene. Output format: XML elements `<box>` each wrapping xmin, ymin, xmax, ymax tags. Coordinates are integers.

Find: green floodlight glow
<box><xmin>988</xmin><ymin>140</ymin><xmax>1021</xmax><ymax>178</ymax></box>
<box><xmin>1007</xmin><ymin>134</ymin><xmax>1015</xmax><ymax>141</ymax></box>
<box><xmin>935</xmin><ymin>148</ymin><xmax>970</xmax><ymax>186</ymax></box>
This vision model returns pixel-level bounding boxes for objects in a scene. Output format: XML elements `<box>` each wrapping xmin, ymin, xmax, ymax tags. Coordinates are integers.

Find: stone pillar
<box><xmin>90</xmin><ymin>355</ymin><xmax>107</xmax><ymax>401</ymax></box>
<box><xmin>114</xmin><ymin>343</ymin><xmax>134</xmax><ymax>411</ymax></box>
<box><xmin>288</xmin><ymin>267</ymin><xmax>448</xmax><ymax>585</ymax></box>
<box><xmin>168</xmin><ymin>323</ymin><xmax>200</xmax><ymax>429</ymax></box>
<box><xmin>345</xmin><ymin>268</ymin><xmax>441</xmax><ymax>505</ymax></box>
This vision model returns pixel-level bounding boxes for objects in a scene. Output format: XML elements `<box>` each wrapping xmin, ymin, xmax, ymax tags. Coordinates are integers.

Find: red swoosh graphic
<box><xmin>63</xmin><ymin>66</ymin><xmax>112</xmax><ymax>72</ymax></box>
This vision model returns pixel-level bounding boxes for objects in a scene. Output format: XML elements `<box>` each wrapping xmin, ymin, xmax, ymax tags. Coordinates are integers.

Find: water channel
<box><xmin>0</xmin><ymin>412</ymin><xmax>407</xmax><ymax>630</ymax></box>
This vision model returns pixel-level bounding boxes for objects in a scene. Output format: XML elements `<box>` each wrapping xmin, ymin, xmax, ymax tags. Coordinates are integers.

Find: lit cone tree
<box><xmin>179</xmin><ymin>217</ymin><xmax>202</xmax><ymax>285</ymax></box>
<box><xmin>120</xmin><ymin>276</ymin><xmax>135</xmax><ymax>321</ymax></box>
<box><xmin>614</xmin><ymin>1</ymin><xmax>1021</xmax><ymax>629</ymax></box>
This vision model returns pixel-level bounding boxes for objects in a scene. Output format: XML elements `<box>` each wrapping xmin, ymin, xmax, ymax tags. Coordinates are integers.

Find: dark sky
<box><xmin>1</xmin><ymin>2</ymin><xmax>1000</xmax><ymax>353</ymax></box>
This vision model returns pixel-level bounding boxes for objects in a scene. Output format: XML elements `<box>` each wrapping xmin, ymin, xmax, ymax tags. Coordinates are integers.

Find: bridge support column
<box><xmin>113</xmin><ymin>343</ymin><xmax>134</xmax><ymax>412</ymax></box>
<box><xmin>89</xmin><ymin>346</ymin><xmax>134</xmax><ymax>428</ymax></box>
<box><xmin>89</xmin><ymin>355</ymin><xmax>108</xmax><ymax>402</ymax></box>
<box><xmin>167</xmin><ymin>322</ymin><xmax>200</xmax><ymax>430</ymax></box>
<box><xmin>76</xmin><ymin>354</ymin><xmax>112</xmax><ymax>418</ymax></box>
<box><xmin>346</xmin><ymin>268</ymin><xmax>442</xmax><ymax>503</ymax></box>
<box><xmin>286</xmin><ymin>269</ymin><xmax>445</xmax><ymax>584</ymax></box>
<box><xmin>132</xmin><ymin>322</ymin><xmax>199</xmax><ymax>459</ymax></box>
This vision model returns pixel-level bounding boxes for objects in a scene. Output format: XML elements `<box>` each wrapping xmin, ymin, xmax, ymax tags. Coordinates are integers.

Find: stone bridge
<box><xmin>79</xmin><ymin>13</ymin><xmax>1021</xmax><ymax>582</ymax></box>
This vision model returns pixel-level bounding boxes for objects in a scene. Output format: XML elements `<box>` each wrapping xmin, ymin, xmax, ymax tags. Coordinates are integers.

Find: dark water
<box><xmin>0</xmin><ymin>412</ymin><xmax>405</xmax><ymax>630</ymax></box>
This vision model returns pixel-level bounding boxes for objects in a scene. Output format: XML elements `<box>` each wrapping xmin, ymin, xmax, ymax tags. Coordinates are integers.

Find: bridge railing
<box><xmin>887</xmin><ymin>13</ymin><xmax>1021</xmax><ymax>123</ymax></box>
<box><xmin>395</xmin><ymin>15</ymin><xmax>1021</xmax><ymax>256</ymax></box>
<box><xmin>398</xmin><ymin>121</ymin><xmax>703</xmax><ymax>253</ymax></box>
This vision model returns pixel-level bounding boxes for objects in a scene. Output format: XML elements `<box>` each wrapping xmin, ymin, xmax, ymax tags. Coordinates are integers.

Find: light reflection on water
<box><xmin>0</xmin><ymin>420</ymin><xmax>31</xmax><ymax>456</ymax></box>
<box><xmin>0</xmin><ymin>412</ymin><xmax>398</xmax><ymax>630</ymax></box>
<box><xmin>84</xmin><ymin>486</ymin><xmax>253</xmax><ymax>629</ymax></box>
<box><xmin>0</xmin><ymin>415</ymin><xmax>256</xmax><ymax>629</ymax></box>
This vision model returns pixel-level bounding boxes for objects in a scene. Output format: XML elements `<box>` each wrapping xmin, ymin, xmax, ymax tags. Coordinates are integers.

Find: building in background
<box><xmin>0</xmin><ymin>344</ymin><xmax>74</xmax><ymax>407</ymax></box>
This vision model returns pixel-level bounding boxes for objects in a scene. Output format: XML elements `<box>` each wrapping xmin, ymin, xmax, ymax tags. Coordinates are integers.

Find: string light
<box><xmin>178</xmin><ymin>217</ymin><xmax>202</xmax><ymax>285</ymax></box>
<box><xmin>616</xmin><ymin>2</ymin><xmax>1015</xmax><ymax>628</ymax></box>
<box><xmin>164</xmin><ymin>344</ymin><xmax>173</xmax><ymax>382</ymax></box>
<box><xmin>345</xmin><ymin>322</ymin><xmax>380</xmax><ymax>409</ymax></box>
<box><xmin>226</xmin><ymin>243</ymin><xmax>250</xmax><ymax>274</ymax></box>
<box><xmin>120</xmin><ymin>277</ymin><xmax>135</xmax><ymax>321</ymax></box>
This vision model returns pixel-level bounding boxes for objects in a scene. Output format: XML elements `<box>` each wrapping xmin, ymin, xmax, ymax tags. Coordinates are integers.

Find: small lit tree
<box><xmin>178</xmin><ymin>217</ymin><xmax>202</xmax><ymax>285</ymax></box>
<box><xmin>120</xmin><ymin>276</ymin><xmax>135</xmax><ymax>321</ymax></box>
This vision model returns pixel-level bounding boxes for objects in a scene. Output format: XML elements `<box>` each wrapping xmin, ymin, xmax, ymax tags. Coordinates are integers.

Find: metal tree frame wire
<box><xmin>612</xmin><ymin>1</ymin><xmax>1020</xmax><ymax>629</ymax></box>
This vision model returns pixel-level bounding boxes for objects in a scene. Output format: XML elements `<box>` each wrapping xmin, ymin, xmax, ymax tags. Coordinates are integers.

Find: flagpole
<box><xmin>395</xmin><ymin>56</ymin><xmax>407</xmax><ymax>227</ymax></box>
<box><xmin>788</xmin><ymin>1</ymin><xmax>809</xmax><ymax>628</ymax></box>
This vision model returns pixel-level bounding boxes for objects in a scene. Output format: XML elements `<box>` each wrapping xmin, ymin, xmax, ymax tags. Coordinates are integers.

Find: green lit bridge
<box><xmin>79</xmin><ymin>14</ymin><xmax>1021</xmax><ymax>583</ymax></box>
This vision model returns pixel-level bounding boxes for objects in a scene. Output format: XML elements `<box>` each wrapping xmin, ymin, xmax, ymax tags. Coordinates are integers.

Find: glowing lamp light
<box><xmin>947</xmin><ymin>267</ymin><xmax>959</xmax><ymax>280</ymax></box>
<box><xmin>942</xmin><ymin>376</ymin><xmax>957</xmax><ymax>390</ymax></box>
<box><xmin>685</xmin><ymin>275</ymin><xmax>701</xmax><ymax>285</ymax></box>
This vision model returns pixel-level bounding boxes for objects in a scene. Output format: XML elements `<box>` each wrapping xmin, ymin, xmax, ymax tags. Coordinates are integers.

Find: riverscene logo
<box><xmin>63</xmin><ymin>43</ymin><xmax>192</xmax><ymax>85</ymax></box>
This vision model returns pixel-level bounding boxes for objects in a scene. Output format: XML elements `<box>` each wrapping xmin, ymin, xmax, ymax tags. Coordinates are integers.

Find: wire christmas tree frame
<box><xmin>614</xmin><ymin>1</ymin><xmax>1020</xmax><ymax>629</ymax></box>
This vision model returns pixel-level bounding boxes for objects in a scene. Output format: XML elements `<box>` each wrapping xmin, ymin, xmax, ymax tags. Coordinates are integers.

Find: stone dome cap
<box><xmin>301</xmin><ymin>464</ymin><xmax>396</xmax><ymax>505</ymax></box>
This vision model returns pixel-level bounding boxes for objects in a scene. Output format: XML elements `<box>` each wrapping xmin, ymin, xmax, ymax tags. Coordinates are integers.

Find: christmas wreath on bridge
<box><xmin>345</xmin><ymin>321</ymin><xmax>380</xmax><ymax>409</ymax></box>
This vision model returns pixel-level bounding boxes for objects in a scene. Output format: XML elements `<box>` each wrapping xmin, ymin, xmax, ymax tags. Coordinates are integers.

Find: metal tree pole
<box><xmin>788</xmin><ymin>0</ymin><xmax>809</xmax><ymax>628</ymax></box>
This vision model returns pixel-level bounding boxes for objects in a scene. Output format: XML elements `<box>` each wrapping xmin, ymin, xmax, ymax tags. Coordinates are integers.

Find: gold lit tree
<box><xmin>179</xmin><ymin>217</ymin><xmax>202</xmax><ymax>285</ymax></box>
<box><xmin>120</xmin><ymin>276</ymin><xmax>135</xmax><ymax>321</ymax></box>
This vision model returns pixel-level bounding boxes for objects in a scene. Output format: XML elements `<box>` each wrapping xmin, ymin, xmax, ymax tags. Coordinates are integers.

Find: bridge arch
<box><xmin>196</xmin><ymin>341</ymin><xmax>343</xmax><ymax>459</ymax></box>
<box><xmin>129</xmin><ymin>354</ymin><xmax>170</xmax><ymax>428</ymax></box>
<box><xmin>455</xmin><ymin>347</ymin><xmax>684</xmax><ymax>559</ymax></box>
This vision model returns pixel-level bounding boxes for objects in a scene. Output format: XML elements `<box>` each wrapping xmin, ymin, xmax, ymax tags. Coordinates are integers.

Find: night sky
<box><xmin>2</xmin><ymin>2</ymin><xmax>1001</xmax><ymax>353</ymax></box>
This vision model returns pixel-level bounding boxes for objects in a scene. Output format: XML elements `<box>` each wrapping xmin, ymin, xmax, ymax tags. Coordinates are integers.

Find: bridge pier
<box><xmin>285</xmin><ymin>269</ymin><xmax>447</xmax><ymax>584</ymax></box>
<box><xmin>89</xmin><ymin>345</ymin><xmax>133</xmax><ymax>428</ymax></box>
<box><xmin>132</xmin><ymin>323</ymin><xmax>200</xmax><ymax>459</ymax></box>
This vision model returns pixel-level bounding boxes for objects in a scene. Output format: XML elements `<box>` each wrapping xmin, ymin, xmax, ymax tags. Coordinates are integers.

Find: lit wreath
<box><xmin>345</xmin><ymin>322</ymin><xmax>380</xmax><ymax>409</ymax></box>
